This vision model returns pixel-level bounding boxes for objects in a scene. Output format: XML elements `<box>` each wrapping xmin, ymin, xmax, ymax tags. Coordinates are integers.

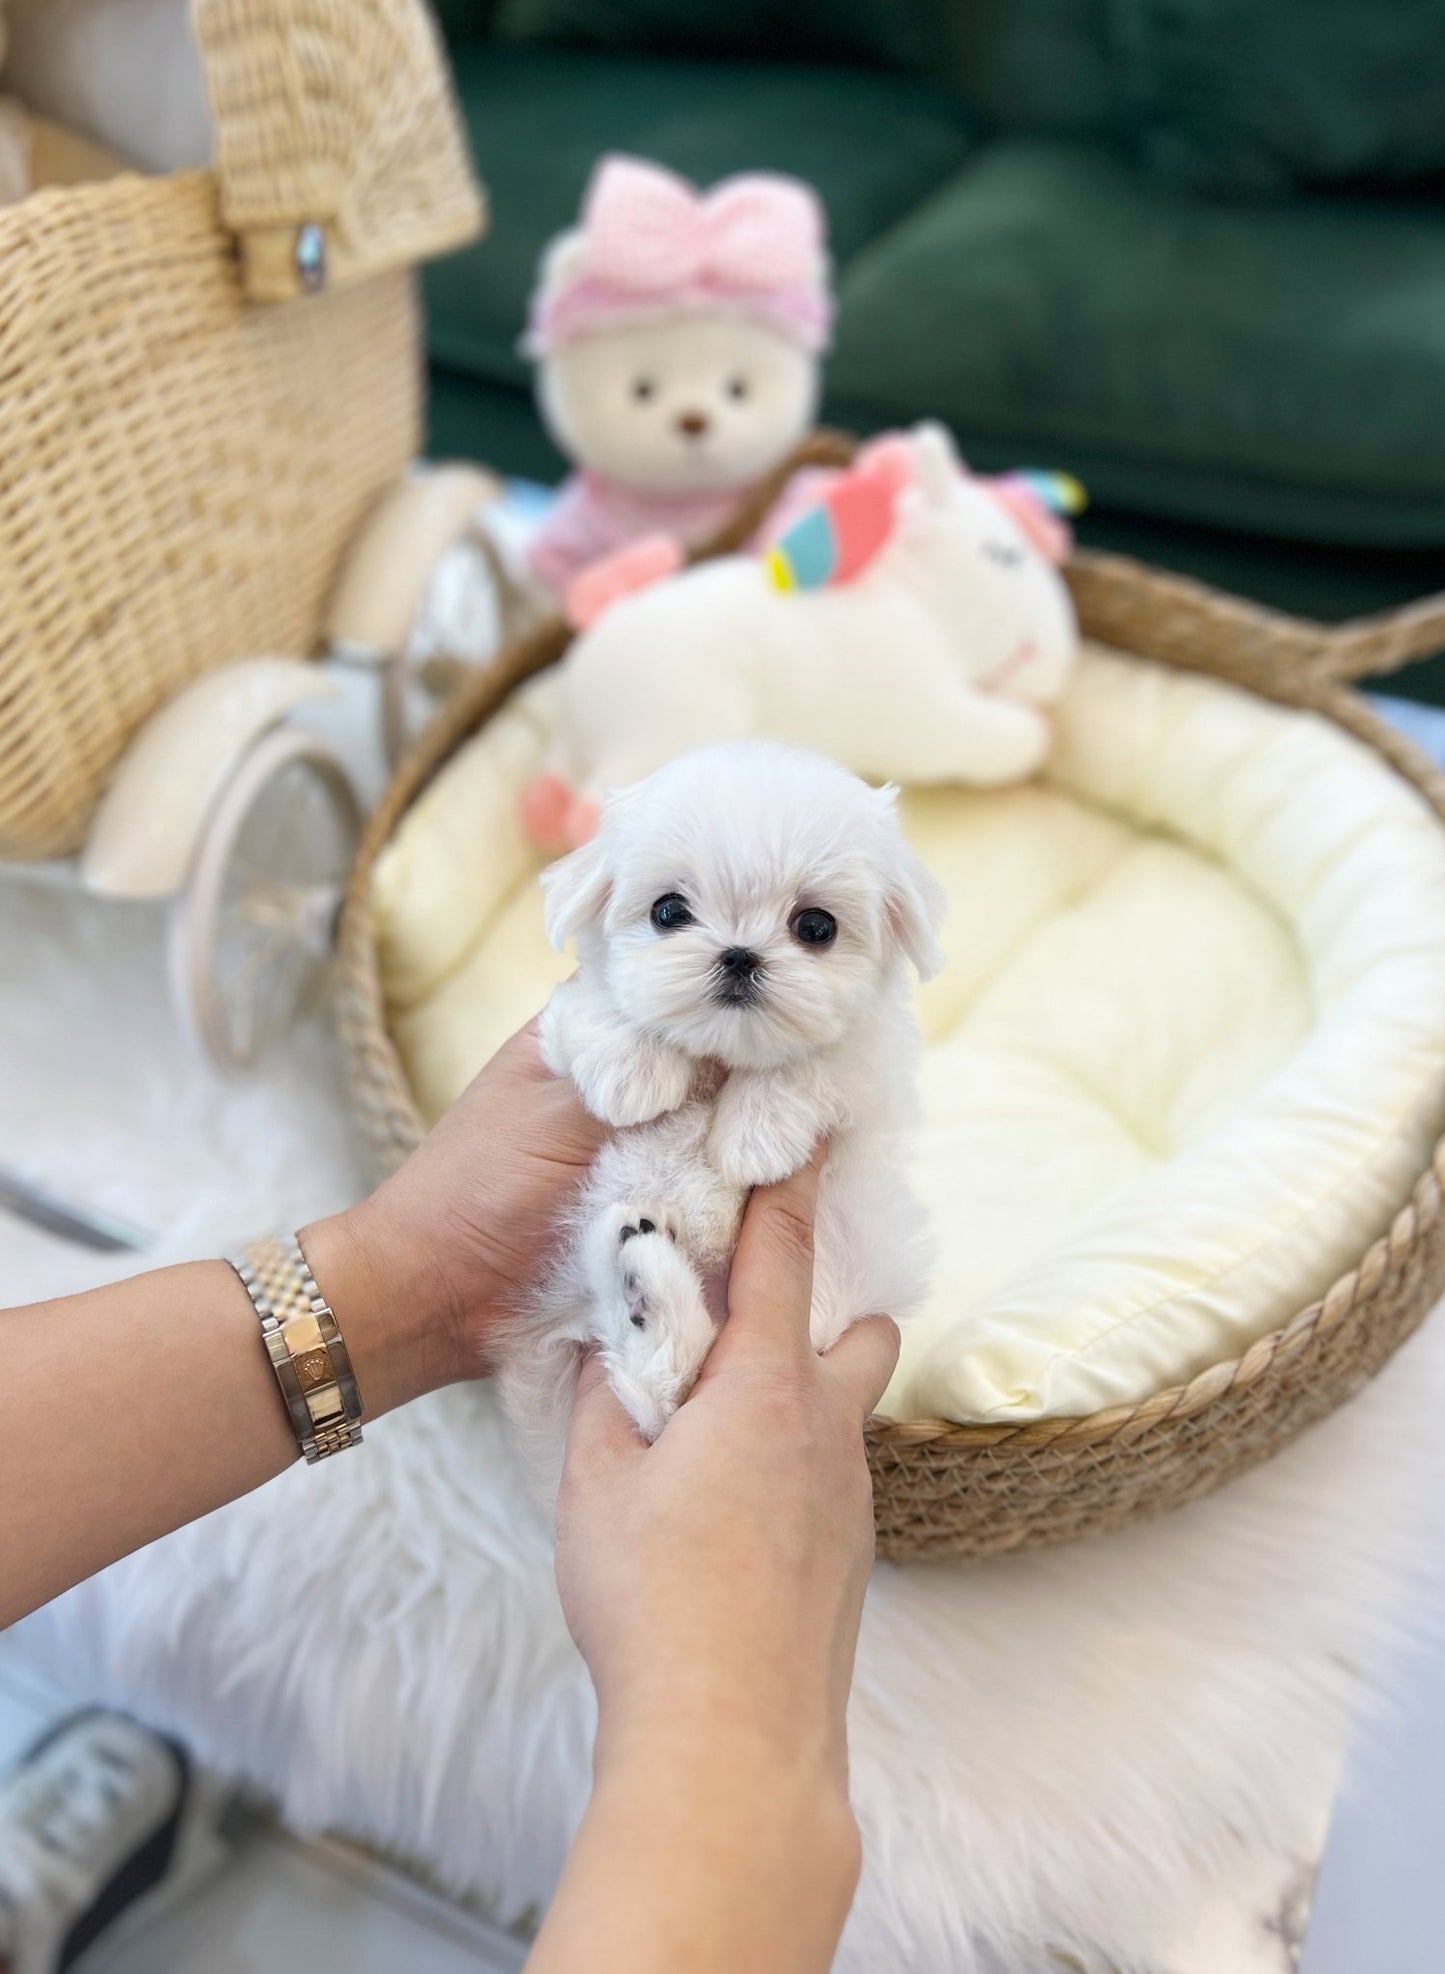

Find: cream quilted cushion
<box><xmin>372</xmin><ymin>647</ymin><xmax>1445</xmax><ymax>1424</ymax></box>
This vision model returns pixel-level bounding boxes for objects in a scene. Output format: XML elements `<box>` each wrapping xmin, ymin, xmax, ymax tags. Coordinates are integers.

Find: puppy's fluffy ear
<box><xmin>541</xmin><ymin>832</ymin><xmax>612</xmax><ymax>949</ymax></box>
<box><xmin>888</xmin><ymin>852</ymin><xmax>947</xmax><ymax>980</ymax></box>
<box><xmin>876</xmin><ymin>788</ymin><xmax>946</xmax><ymax>980</ymax></box>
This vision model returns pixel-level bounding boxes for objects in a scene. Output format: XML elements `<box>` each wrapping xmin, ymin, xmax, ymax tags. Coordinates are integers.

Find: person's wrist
<box><xmin>591</xmin><ymin>1640</ymin><xmax>848</xmax><ymax>1791</ymax></box>
<box><xmin>298</xmin><ymin>1202</ymin><xmax>469</xmax><ymax>1419</ymax></box>
<box><xmin>594</xmin><ymin>1693</ymin><xmax>857</xmax><ymax>1858</ymax></box>
<box><xmin>592</xmin><ymin>1716</ymin><xmax>861</xmax><ymax>1914</ymax></box>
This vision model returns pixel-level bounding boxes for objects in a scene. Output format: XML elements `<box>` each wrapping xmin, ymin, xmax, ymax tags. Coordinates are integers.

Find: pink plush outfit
<box><xmin>526</xmin><ymin>473</ymin><xmax>746</xmax><ymax>596</ymax></box>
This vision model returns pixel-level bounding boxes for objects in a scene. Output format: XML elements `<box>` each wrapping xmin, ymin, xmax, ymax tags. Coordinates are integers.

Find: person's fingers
<box><xmin>488</xmin><ymin>1008</ymin><xmax>609</xmax><ymax>1162</ymax></box>
<box><xmin>500</xmin><ymin>1013</ymin><xmax>551</xmax><ymax>1081</ymax></box>
<box><xmin>821</xmin><ymin>1315</ymin><xmax>902</xmax><ymax>1421</ymax></box>
<box><xmin>720</xmin><ymin>1144</ymin><xmax>825</xmax><ymax>1363</ymax></box>
<box><xmin>563</xmin><ymin>1349</ymin><xmax>647</xmax><ymax>1482</ymax></box>
<box><xmin>447</xmin><ymin>1020</ymin><xmax>551</xmax><ymax>1120</ymax></box>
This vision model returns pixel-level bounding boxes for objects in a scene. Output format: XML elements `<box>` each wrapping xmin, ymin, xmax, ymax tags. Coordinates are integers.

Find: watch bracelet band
<box><xmin>228</xmin><ymin>1232</ymin><xmax>364</xmax><ymax>1463</ymax></box>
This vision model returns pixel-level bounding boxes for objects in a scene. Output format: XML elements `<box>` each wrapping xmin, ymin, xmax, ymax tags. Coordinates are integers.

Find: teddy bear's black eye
<box><xmin>651</xmin><ymin>893</ymin><xmax>694</xmax><ymax>932</ymax></box>
<box><xmin>982</xmin><ymin>541</ymin><xmax>1023</xmax><ymax>567</ymax></box>
<box><xmin>791</xmin><ymin>908</ymin><xmax>837</xmax><ymax>947</ymax></box>
<box><xmin>633</xmin><ymin>378</ymin><xmax>656</xmax><ymax>402</ymax></box>
<box><xmin>726</xmin><ymin>377</ymin><xmax>749</xmax><ymax>400</ymax></box>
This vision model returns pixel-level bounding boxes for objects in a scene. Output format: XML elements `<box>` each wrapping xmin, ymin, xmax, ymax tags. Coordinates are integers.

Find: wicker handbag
<box><xmin>337</xmin><ymin>433</ymin><xmax>1445</xmax><ymax>1561</ymax></box>
<box><xmin>0</xmin><ymin>0</ymin><xmax>483</xmax><ymax>860</ymax></box>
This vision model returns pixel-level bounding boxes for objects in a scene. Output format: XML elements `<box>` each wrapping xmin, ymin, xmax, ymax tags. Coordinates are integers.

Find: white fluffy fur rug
<box><xmin>5</xmin><ymin>877</ymin><xmax>1444</xmax><ymax>1972</ymax></box>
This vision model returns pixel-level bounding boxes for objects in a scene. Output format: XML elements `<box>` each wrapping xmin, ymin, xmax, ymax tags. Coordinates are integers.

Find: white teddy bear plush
<box><xmin>522</xmin><ymin>153</ymin><xmax>832</xmax><ymax>619</ymax></box>
<box><xmin>522</xmin><ymin>423</ymin><xmax>1080</xmax><ymax>850</ymax></box>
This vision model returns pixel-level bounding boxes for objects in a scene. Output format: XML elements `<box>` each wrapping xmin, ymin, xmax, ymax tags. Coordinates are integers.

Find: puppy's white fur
<box><xmin>498</xmin><ymin>742</ymin><xmax>944</xmax><ymax>1470</ymax></box>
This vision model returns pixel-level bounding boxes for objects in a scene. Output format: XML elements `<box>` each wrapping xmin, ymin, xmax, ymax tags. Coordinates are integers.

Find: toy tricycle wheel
<box><xmin>169</xmin><ymin>724</ymin><xmax>360</xmax><ymax>1072</ymax></box>
<box><xmin>380</xmin><ymin>520</ymin><xmax>534</xmax><ymax>765</ymax></box>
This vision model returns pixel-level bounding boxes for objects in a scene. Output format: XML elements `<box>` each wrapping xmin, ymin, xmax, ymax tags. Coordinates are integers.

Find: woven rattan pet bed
<box><xmin>338</xmin><ymin>434</ymin><xmax>1445</xmax><ymax>1562</ymax></box>
<box><xmin>0</xmin><ymin>0</ymin><xmax>481</xmax><ymax>860</ymax></box>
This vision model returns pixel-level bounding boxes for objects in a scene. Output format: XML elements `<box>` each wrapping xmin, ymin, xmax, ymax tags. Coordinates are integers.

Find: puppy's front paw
<box><xmin>573</xmin><ymin>1036</ymin><xmax>692</xmax><ymax>1127</ymax></box>
<box><xmin>599</xmin><ymin>1228</ymin><xmax>714</xmax><ymax>1441</ymax></box>
<box><xmin>708</xmin><ymin>1091</ymin><xmax>817</xmax><ymax>1190</ymax></box>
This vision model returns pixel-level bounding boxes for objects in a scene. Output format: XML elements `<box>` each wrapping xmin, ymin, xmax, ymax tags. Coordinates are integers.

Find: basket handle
<box><xmin>1307</xmin><ymin>590</ymin><xmax>1445</xmax><ymax>685</ymax></box>
<box><xmin>191</xmin><ymin>0</ymin><xmax>484</xmax><ymax>303</ymax></box>
<box><xmin>1064</xmin><ymin>552</ymin><xmax>1445</xmax><ymax>698</ymax></box>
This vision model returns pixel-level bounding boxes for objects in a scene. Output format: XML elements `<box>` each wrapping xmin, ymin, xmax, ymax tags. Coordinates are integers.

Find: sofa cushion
<box><xmin>918</xmin><ymin>0</ymin><xmax>1445</xmax><ymax>198</ymax></box>
<box><xmin>478</xmin><ymin>0</ymin><xmax>1445</xmax><ymax>198</ymax></box>
<box><xmin>829</xmin><ymin>138</ymin><xmax>1445</xmax><ymax>547</ymax></box>
<box><xmin>423</xmin><ymin>44</ymin><xmax>977</xmax><ymax>392</ymax></box>
<box><xmin>493</xmin><ymin>0</ymin><xmax>915</xmax><ymax>70</ymax></box>
<box><xmin>478</xmin><ymin>0</ymin><xmax>1144</xmax><ymax>159</ymax></box>
<box><xmin>1117</xmin><ymin>0</ymin><xmax>1445</xmax><ymax>196</ymax></box>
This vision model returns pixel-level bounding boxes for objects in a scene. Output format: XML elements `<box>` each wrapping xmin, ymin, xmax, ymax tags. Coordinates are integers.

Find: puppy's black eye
<box><xmin>725</xmin><ymin>377</ymin><xmax>749</xmax><ymax>400</ymax></box>
<box><xmin>982</xmin><ymin>541</ymin><xmax>1023</xmax><ymax>567</ymax></box>
<box><xmin>791</xmin><ymin>908</ymin><xmax>837</xmax><ymax>947</ymax></box>
<box><xmin>633</xmin><ymin>377</ymin><xmax>656</xmax><ymax>402</ymax></box>
<box><xmin>651</xmin><ymin>893</ymin><xmax>694</xmax><ymax>932</ymax></box>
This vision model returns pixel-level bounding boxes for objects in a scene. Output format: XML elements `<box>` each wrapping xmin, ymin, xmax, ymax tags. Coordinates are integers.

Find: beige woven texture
<box><xmin>195</xmin><ymin>0</ymin><xmax>484</xmax><ymax>299</ymax></box>
<box><xmin>0</xmin><ymin>0</ymin><xmax>482</xmax><ymax>860</ymax></box>
<box><xmin>337</xmin><ymin>433</ymin><xmax>1445</xmax><ymax>1561</ymax></box>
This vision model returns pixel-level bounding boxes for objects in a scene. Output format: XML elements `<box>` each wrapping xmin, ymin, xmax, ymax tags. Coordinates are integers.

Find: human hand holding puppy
<box><xmin>311</xmin><ymin>1019</ymin><xmax>609</xmax><ymax>1408</ymax></box>
<box><xmin>360</xmin><ymin>1018</ymin><xmax>900</xmax><ymax>1974</ymax></box>
<box><xmin>530</xmin><ymin>1151</ymin><xmax>900</xmax><ymax>1974</ymax></box>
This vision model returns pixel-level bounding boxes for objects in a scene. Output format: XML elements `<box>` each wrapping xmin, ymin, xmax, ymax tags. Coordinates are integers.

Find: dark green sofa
<box><xmin>425</xmin><ymin>0</ymin><xmax>1445</xmax><ymax>678</ymax></box>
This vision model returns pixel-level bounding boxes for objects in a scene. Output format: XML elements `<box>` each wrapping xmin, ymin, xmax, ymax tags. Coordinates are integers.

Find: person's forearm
<box><xmin>0</xmin><ymin>1209</ymin><xmax>455</xmax><ymax>1628</ymax></box>
<box><xmin>526</xmin><ymin>1725</ymin><xmax>860</xmax><ymax>1974</ymax></box>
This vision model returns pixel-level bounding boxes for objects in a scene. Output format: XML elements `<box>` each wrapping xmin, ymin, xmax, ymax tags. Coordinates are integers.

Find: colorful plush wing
<box><xmin>767</xmin><ymin>468</ymin><xmax>899</xmax><ymax>591</ymax></box>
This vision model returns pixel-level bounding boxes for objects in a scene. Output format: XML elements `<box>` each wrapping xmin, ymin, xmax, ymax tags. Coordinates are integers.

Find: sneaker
<box><xmin>0</xmin><ymin>1709</ymin><xmax>228</xmax><ymax>1974</ymax></box>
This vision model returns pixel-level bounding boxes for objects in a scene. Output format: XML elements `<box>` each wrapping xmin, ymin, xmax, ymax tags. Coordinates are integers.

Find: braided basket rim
<box><xmin>336</xmin><ymin>432</ymin><xmax>1445</xmax><ymax>1471</ymax></box>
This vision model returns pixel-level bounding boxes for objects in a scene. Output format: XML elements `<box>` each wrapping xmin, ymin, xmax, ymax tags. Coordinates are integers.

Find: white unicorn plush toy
<box><xmin>522</xmin><ymin>423</ymin><xmax>1081</xmax><ymax>850</ymax></box>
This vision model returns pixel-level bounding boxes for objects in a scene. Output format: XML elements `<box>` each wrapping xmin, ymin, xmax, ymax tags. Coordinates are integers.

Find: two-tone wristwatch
<box><xmin>229</xmin><ymin>1232</ymin><xmax>363</xmax><ymax>1462</ymax></box>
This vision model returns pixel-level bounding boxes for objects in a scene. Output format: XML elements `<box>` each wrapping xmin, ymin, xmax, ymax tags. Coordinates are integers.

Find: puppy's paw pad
<box><xmin>609</xmin><ymin>1214</ymin><xmax>688</xmax><ymax>1332</ymax></box>
<box><xmin>622</xmin><ymin>1267</ymin><xmax>648</xmax><ymax>1329</ymax></box>
<box><xmin>615</xmin><ymin>1244</ymin><xmax>668</xmax><ymax>1331</ymax></box>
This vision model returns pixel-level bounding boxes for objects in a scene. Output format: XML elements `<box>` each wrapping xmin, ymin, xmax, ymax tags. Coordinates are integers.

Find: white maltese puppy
<box><xmin>497</xmin><ymin>741</ymin><xmax>945</xmax><ymax>1473</ymax></box>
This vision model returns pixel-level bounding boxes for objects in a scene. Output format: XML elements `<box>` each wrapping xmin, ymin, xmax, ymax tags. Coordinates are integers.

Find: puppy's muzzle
<box><xmin>713</xmin><ymin>946</ymin><xmax>764</xmax><ymax>1008</ymax></box>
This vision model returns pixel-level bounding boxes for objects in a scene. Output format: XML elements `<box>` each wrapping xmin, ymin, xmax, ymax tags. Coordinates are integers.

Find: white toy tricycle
<box><xmin>3</xmin><ymin>463</ymin><xmax>542</xmax><ymax>1075</ymax></box>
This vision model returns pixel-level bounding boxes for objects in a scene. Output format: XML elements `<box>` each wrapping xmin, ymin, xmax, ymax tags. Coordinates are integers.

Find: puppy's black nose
<box><xmin>713</xmin><ymin>947</ymin><xmax>763</xmax><ymax>1007</ymax></box>
<box><xmin>676</xmin><ymin>410</ymin><xmax>710</xmax><ymax>438</ymax></box>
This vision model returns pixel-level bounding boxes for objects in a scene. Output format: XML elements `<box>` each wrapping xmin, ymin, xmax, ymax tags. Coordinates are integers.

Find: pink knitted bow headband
<box><xmin>526</xmin><ymin>154</ymin><xmax>833</xmax><ymax>356</ymax></box>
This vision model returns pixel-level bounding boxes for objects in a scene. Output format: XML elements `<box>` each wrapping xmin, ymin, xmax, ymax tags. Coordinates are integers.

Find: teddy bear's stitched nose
<box><xmin>676</xmin><ymin>411</ymin><xmax>710</xmax><ymax>438</ymax></box>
